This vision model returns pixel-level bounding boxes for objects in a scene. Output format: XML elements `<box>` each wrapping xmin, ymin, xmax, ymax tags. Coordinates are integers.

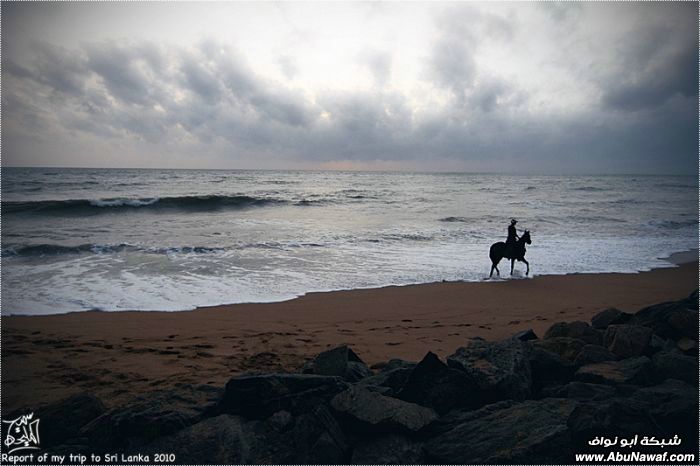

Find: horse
<box><xmin>489</xmin><ymin>230</ymin><xmax>531</xmax><ymax>278</ymax></box>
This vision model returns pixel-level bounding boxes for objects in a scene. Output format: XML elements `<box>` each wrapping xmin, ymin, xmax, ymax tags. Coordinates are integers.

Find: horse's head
<box><xmin>522</xmin><ymin>230</ymin><xmax>531</xmax><ymax>244</ymax></box>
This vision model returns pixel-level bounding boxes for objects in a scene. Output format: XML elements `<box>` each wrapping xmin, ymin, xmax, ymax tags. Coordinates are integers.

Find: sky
<box><xmin>2</xmin><ymin>2</ymin><xmax>698</xmax><ymax>174</ymax></box>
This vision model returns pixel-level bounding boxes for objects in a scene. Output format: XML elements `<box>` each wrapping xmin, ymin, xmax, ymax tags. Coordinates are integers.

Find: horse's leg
<box><xmin>510</xmin><ymin>258</ymin><xmax>515</xmax><ymax>275</ymax></box>
<box><xmin>522</xmin><ymin>258</ymin><xmax>529</xmax><ymax>276</ymax></box>
<box><xmin>492</xmin><ymin>258</ymin><xmax>500</xmax><ymax>277</ymax></box>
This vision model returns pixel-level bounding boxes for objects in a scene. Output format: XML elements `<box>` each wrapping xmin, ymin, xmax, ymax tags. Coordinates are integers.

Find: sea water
<box><xmin>2</xmin><ymin>168</ymin><xmax>697</xmax><ymax>314</ymax></box>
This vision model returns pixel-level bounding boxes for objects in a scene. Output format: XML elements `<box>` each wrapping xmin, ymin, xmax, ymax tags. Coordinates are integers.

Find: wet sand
<box><xmin>2</xmin><ymin>261</ymin><xmax>697</xmax><ymax>412</ymax></box>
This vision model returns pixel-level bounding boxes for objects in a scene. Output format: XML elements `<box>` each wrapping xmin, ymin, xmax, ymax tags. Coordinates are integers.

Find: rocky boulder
<box><xmin>676</xmin><ymin>337</ymin><xmax>698</xmax><ymax>355</ymax></box>
<box><xmin>351</xmin><ymin>434</ymin><xmax>424</xmax><ymax>464</ymax></box>
<box><xmin>424</xmin><ymin>398</ymin><xmax>578</xmax><ymax>464</ymax></box>
<box><xmin>145</xmin><ymin>404</ymin><xmax>349</xmax><ymax>464</ymax></box>
<box><xmin>511</xmin><ymin>328</ymin><xmax>538</xmax><ymax>341</ymax></box>
<box><xmin>289</xmin><ymin>405</ymin><xmax>349</xmax><ymax>464</ymax></box>
<box><xmin>357</xmin><ymin>366</ymin><xmax>414</xmax><ymax>396</ymax></box>
<box><xmin>603</xmin><ymin>324</ymin><xmax>653</xmax><ymax>358</ymax></box>
<box><xmin>32</xmin><ymin>393</ymin><xmax>106</xmax><ymax>448</ymax></box>
<box><xmin>397</xmin><ymin>351</ymin><xmax>481</xmax><ymax>414</ymax></box>
<box><xmin>572</xmin><ymin>344</ymin><xmax>618</xmax><ymax>367</ymax></box>
<box><xmin>569</xmin><ymin>379</ymin><xmax>698</xmax><ymax>448</ymax></box>
<box><xmin>575</xmin><ymin>357</ymin><xmax>653</xmax><ymax>386</ymax></box>
<box><xmin>541</xmin><ymin>381</ymin><xmax>616</xmax><ymax>401</ymax></box>
<box><xmin>526</xmin><ymin>344</ymin><xmax>576</xmax><ymax>394</ymax></box>
<box><xmin>377</xmin><ymin>358</ymin><xmax>417</xmax><ymax>372</ymax></box>
<box><xmin>544</xmin><ymin>321</ymin><xmax>602</xmax><ymax>345</ymax></box>
<box><xmin>568</xmin><ymin>397</ymin><xmax>658</xmax><ymax>442</ymax></box>
<box><xmin>652</xmin><ymin>351</ymin><xmax>698</xmax><ymax>385</ymax></box>
<box><xmin>533</xmin><ymin>337</ymin><xmax>586</xmax><ymax>362</ymax></box>
<box><xmin>447</xmin><ymin>338</ymin><xmax>532</xmax><ymax>401</ymax></box>
<box><xmin>81</xmin><ymin>384</ymin><xmax>222</xmax><ymax>451</ymax></box>
<box><xmin>144</xmin><ymin>414</ymin><xmax>290</xmax><ymax>464</ymax></box>
<box><xmin>590</xmin><ymin>308</ymin><xmax>632</xmax><ymax>329</ymax></box>
<box><xmin>302</xmin><ymin>345</ymin><xmax>373</xmax><ymax>382</ymax></box>
<box><xmin>629</xmin><ymin>292</ymin><xmax>698</xmax><ymax>341</ymax></box>
<box><xmin>217</xmin><ymin>374</ymin><xmax>348</xmax><ymax>419</ymax></box>
<box><xmin>631</xmin><ymin>379</ymin><xmax>698</xmax><ymax>442</ymax></box>
<box><xmin>330</xmin><ymin>385</ymin><xmax>437</xmax><ymax>434</ymax></box>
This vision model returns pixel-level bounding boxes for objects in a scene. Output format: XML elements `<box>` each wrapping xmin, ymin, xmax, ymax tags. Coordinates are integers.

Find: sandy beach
<box><xmin>2</xmin><ymin>260</ymin><xmax>696</xmax><ymax>413</ymax></box>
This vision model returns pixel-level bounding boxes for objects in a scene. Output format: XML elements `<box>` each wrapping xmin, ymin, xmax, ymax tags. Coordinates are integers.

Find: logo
<box><xmin>2</xmin><ymin>413</ymin><xmax>40</xmax><ymax>454</ymax></box>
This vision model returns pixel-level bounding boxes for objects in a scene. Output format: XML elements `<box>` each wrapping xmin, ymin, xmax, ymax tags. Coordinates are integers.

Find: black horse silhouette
<box><xmin>489</xmin><ymin>230</ymin><xmax>531</xmax><ymax>278</ymax></box>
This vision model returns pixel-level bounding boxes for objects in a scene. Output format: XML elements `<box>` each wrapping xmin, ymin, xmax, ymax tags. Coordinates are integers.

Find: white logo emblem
<box><xmin>3</xmin><ymin>413</ymin><xmax>40</xmax><ymax>454</ymax></box>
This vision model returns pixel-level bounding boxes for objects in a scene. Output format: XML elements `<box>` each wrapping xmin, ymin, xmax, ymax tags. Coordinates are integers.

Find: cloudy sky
<box><xmin>2</xmin><ymin>2</ymin><xmax>697</xmax><ymax>174</ymax></box>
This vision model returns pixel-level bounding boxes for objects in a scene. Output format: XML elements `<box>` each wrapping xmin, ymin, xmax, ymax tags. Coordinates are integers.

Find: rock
<box><xmin>603</xmin><ymin>324</ymin><xmax>653</xmax><ymax>358</ymax></box>
<box><xmin>544</xmin><ymin>321</ymin><xmax>602</xmax><ymax>345</ymax></box>
<box><xmin>33</xmin><ymin>394</ymin><xmax>106</xmax><ymax>448</ymax></box>
<box><xmin>302</xmin><ymin>345</ymin><xmax>373</xmax><ymax>382</ymax></box>
<box><xmin>81</xmin><ymin>384</ymin><xmax>222</xmax><ymax>450</ymax></box>
<box><xmin>649</xmin><ymin>334</ymin><xmax>676</xmax><ymax>353</ymax></box>
<box><xmin>575</xmin><ymin>357</ymin><xmax>653</xmax><ymax>386</ymax></box>
<box><xmin>542</xmin><ymin>381</ymin><xmax>616</xmax><ymax>401</ymax></box>
<box><xmin>526</xmin><ymin>344</ymin><xmax>575</xmax><ymax>394</ymax></box>
<box><xmin>357</xmin><ymin>366</ymin><xmax>414</xmax><ymax>397</ymax></box>
<box><xmin>351</xmin><ymin>434</ymin><xmax>424</xmax><ymax>464</ymax></box>
<box><xmin>144</xmin><ymin>414</ymin><xmax>294</xmax><ymax>464</ymax></box>
<box><xmin>572</xmin><ymin>344</ymin><xmax>618</xmax><ymax>367</ymax></box>
<box><xmin>568</xmin><ymin>397</ymin><xmax>658</xmax><ymax>441</ymax></box>
<box><xmin>569</xmin><ymin>379</ymin><xmax>699</xmax><ymax>447</ymax></box>
<box><xmin>268</xmin><ymin>410</ymin><xmax>293</xmax><ymax>431</ymax></box>
<box><xmin>676</xmin><ymin>337</ymin><xmax>698</xmax><ymax>354</ymax></box>
<box><xmin>629</xmin><ymin>295</ymin><xmax>698</xmax><ymax>341</ymax></box>
<box><xmin>533</xmin><ymin>337</ymin><xmax>586</xmax><ymax>362</ymax></box>
<box><xmin>217</xmin><ymin>374</ymin><xmax>348</xmax><ymax>419</ymax></box>
<box><xmin>631</xmin><ymin>379</ymin><xmax>698</xmax><ymax>439</ymax></box>
<box><xmin>652</xmin><ymin>351</ymin><xmax>698</xmax><ymax>385</ymax></box>
<box><xmin>512</xmin><ymin>328</ymin><xmax>538</xmax><ymax>341</ymax></box>
<box><xmin>330</xmin><ymin>385</ymin><xmax>437</xmax><ymax>434</ymax></box>
<box><xmin>447</xmin><ymin>338</ymin><xmax>532</xmax><ymax>401</ymax></box>
<box><xmin>291</xmin><ymin>405</ymin><xmax>349</xmax><ymax>464</ymax></box>
<box><xmin>590</xmin><ymin>308</ymin><xmax>632</xmax><ymax>329</ymax></box>
<box><xmin>146</xmin><ymin>405</ymin><xmax>349</xmax><ymax>464</ymax></box>
<box><xmin>397</xmin><ymin>351</ymin><xmax>481</xmax><ymax>414</ymax></box>
<box><xmin>424</xmin><ymin>398</ymin><xmax>578</xmax><ymax>464</ymax></box>
<box><xmin>378</xmin><ymin>358</ymin><xmax>417</xmax><ymax>372</ymax></box>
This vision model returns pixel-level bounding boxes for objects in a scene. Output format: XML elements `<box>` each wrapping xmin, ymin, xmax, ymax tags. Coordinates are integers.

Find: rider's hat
<box><xmin>511</xmin><ymin>218</ymin><xmax>518</xmax><ymax>225</ymax></box>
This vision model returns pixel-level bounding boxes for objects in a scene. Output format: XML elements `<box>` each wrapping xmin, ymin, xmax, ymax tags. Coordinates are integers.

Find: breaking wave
<box><xmin>2</xmin><ymin>194</ymin><xmax>285</xmax><ymax>215</ymax></box>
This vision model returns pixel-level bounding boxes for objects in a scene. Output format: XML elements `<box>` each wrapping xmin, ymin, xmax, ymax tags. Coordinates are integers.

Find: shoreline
<box><xmin>5</xmin><ymin>248</ymin><xmax>699</xmax><ymax>317</ymax></box>
<box><xmin>2</xmin><ymin>259</ymin><xmax>697</xmax><ymax>412</ymax></box>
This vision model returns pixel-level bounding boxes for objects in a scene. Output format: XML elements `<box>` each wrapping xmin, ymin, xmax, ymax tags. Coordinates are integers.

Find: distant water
<box><xmin>2</xmin><ymin>168</ymin><xmax>697</xmax><ymax>315</ymax></box>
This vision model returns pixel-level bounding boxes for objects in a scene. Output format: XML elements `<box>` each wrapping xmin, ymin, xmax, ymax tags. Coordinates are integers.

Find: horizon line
<box><xmin>2</xmin><ymin>165</ymin><xmax>697</xmax><ymax>178</ymax></box>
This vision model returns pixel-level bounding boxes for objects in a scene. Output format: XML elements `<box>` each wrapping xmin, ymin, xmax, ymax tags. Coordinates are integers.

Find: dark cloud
<box><xmin>85</xmin><ymin>42</ymin><xmax>164</xmax><ymax>106</ymax></box>
<box><xmin>599</xmin><ymin>3</ymin><xmax>698</xmax><ymax>112</ymax></box>
<box><xmin>2</xmin><ymin>3</ymin><xmax>697</xmax><ymax>175</ymax></box>
<box><xmin>427</xmin><ymin>5</ymin><xmax>518</xmax><ymax>112</ymax></box>
<box><xmin>6</xmin><ymin>42</ymin><xmax>88</xmax><ymax>96</ymax></box>
<box><xmin>179</xmin><ymin>58</ymin><xmax>222</xmax><ymax>103</ymax></box>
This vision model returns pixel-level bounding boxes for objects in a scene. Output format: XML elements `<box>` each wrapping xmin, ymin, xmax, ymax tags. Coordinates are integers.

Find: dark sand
<box><xmin>2</xmin><ymin>261</ymin><xmax>697</xmax><ymax>412</ymax></box>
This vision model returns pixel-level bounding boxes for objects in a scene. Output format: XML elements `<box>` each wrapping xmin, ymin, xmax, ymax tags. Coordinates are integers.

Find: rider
<box><xmin>505</xmin><ymin>218</ymin><xmax>519</xmax><ymax>256</ymax></box>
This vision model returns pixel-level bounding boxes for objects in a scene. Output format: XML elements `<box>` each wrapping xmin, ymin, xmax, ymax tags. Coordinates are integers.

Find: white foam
<box><xmin>90</xmin><ymin>198</ymin><xmax>160</xmax><ymax>207</ymax></box>
<box><xmin>2</xmin><ymin>235</ymin><xmax>695</xmax><ymax>315</ymax></box>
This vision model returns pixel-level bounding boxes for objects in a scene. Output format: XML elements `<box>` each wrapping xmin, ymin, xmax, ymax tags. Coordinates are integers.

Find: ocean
<box><xmin>2</xmin><ymin>167</ymin><xmax>697</xmax><ymax>315</ymax></box>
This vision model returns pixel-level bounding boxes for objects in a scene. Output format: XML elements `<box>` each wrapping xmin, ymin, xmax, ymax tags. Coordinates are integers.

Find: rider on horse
<box><xmin>505</xmin><ymin>218</ymin><xmax>519</xmax><ymax>257</ymax></box>
<box><xmin>490</xmin><ymin>219</ymin><xmax>531</xmax><ymax>277</ymax></box>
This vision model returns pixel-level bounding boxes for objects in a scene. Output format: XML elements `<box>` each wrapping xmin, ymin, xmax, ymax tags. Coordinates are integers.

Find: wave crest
<box><xmin>3</xmin><ymin>194</ymin><xmax>283</xmax><ymax>215</ymax></box>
